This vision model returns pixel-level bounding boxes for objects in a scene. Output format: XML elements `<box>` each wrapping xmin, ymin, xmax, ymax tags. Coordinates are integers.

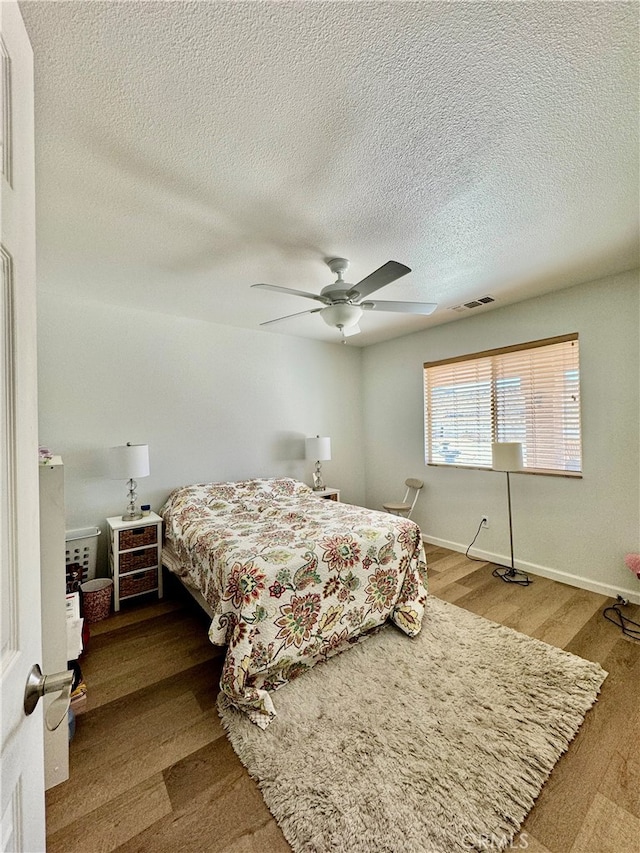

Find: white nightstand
<box><xmin>313</xmin><ymin>488</ymin><xmax>340</xmax><ymax>501</ymax></box>
<box><xmin>106</xmin><ymin>512</ymin><xmax>163</xmax><ymax>611</ymax></box>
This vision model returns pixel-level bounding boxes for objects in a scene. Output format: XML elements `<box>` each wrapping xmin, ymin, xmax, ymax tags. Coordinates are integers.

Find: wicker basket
<box><xmin>120</xmin><ymin>568</ymin><xmax>158</xmax><ymax>598</ymax></box>
<box><xmin>118</xmin><ymin>546</ymin><xmax>156</xmax><ymax>574</ymax></box>
<box><xmin>119</xmin><ymin>525</ymin><xmax>158</xmax><ymax>551</ymax></box>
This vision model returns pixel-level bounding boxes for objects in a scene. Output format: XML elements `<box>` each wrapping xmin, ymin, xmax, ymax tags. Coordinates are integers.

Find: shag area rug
<box><xmin>218</xmin><ymin>596</ymin><xmax>607</xmax><ymax>853</ymax></box>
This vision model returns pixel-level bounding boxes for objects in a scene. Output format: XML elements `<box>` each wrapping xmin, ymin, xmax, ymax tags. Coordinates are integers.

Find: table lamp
<box><xmin>109</xmin><ymin>442</ymin><xmax>150</xmax><ymax>521</ymax></box>
<box><xmin>306</xmin><ymin>436</ymin><xmax>331</xmax><ymax>491</ymax></box>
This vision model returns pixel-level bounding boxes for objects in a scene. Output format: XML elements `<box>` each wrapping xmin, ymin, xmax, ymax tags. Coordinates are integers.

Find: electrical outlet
<box><xmin>481</xmin><ymin>516</ymin><xmax>489</xmax><ymax>528</ymax></box>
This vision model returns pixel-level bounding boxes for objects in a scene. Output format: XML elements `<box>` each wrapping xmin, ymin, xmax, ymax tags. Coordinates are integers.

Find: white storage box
<box><xmin>65</xmin><ymin>526</ymin><xmax>101</xmax><ymax>584</ymax></box>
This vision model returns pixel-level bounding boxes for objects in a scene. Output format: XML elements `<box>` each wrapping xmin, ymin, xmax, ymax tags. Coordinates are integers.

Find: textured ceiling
<box><xmin>20</xmin><ymin>1</ymin><xmax>639</xmax><ymax>346</ymax></box>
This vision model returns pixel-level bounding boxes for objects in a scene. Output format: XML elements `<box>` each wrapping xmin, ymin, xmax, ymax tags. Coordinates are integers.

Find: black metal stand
<box><xmin>492</xmin><ymin>471</ymin><xmax>532</xmax><ymax>587</ymax></box>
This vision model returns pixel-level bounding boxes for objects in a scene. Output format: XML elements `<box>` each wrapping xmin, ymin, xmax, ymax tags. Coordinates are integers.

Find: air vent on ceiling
<box><xmin>449</xmin><ymin>295</ymin><xmax>495</xmax><ymax>312</ymax></box>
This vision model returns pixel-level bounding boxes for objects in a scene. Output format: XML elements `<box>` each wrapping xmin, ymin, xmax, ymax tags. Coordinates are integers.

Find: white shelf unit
<box><xmin>106</xmin><ymin>513</ymin><xmax>163</xmax><ymax>611</ymax></box>
<box><xmin>313</xmin><ymin>487</ymin><xmax>340</xmax><ymax>501</ymax></box>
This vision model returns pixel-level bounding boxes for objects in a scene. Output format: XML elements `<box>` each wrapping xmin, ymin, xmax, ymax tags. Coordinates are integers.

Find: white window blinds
<box><xmin>424</xmin><ymin>335</ymin><xmax>581</xmax><ymax>474</ymax></box>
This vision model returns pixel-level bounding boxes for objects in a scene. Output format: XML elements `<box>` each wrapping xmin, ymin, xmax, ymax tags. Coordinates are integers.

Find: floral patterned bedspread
<box><xmin>160</xmin><ymin>478</ymin><xmax>428</xmax><ymax>728</ymax></box>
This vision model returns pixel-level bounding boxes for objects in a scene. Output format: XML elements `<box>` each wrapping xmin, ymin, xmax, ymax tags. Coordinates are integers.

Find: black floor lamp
<box><xmin>491</xmin><ymin>442</ymin><xmax>531</xmax><ymax>586</ymax></box>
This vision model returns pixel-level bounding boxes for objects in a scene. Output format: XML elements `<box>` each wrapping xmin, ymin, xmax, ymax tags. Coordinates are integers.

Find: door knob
<box><xmin>24</xmin><ymin>663</ymin><xmax>73</xmax><ymax>719</ymax></box>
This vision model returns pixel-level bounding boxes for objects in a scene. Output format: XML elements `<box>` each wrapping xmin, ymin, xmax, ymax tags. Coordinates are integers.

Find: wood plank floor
<box><xmin>46</xmin><ymin>546</ymin><xmax>640</xmax><ymax>852</ymax></box>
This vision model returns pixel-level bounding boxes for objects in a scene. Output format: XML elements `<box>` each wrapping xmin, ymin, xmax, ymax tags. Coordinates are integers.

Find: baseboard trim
<box><xmin>423</xmin><ymin>535</ymin><xmax>640</xmax><ymax>605</ymax></box>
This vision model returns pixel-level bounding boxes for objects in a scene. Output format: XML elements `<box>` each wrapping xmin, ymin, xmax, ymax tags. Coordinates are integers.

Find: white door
<box><xmin>0</xmin><ymin>2</ymin><xmax>46</xmax><ymax>852</ymax></box>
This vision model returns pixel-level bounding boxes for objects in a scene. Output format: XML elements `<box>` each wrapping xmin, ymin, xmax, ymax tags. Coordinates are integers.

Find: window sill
<box><xmin>426</xmin><ymin>463</ymin><xmax>582</xmax><ymax>479</ymax></box>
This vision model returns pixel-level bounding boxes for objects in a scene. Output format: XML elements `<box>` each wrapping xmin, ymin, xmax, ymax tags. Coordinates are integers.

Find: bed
<box><xmin>160</xmin><ymin>478</ymin><xmax>428</xmax><ymax>728</ymax></box>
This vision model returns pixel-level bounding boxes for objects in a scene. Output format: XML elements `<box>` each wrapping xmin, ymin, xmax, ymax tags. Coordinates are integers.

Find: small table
<box><xmin>312</xmin><ymin>488</ymin><xmax>340</xmax><ymax>501</ymax></box>
<box><xmin>106</xmin><ymin>512</ymin><xmax>163</xmax><ymax>611</ymax></box>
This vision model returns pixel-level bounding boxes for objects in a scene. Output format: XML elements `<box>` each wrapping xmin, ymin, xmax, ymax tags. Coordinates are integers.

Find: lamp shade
<box><xmin>306</xmin><ymin>436</ymin><xmax>331</xmax><ymax>461</ymax></box>
<box><xmin>109</xmin><ymin>443</ymin><xmax>150</xmax><ymax>480</ymax></box>
<box><xmin>491</xmin><ymin>442</ymin><xmax>523</xmax><ymax>472</ymax></box>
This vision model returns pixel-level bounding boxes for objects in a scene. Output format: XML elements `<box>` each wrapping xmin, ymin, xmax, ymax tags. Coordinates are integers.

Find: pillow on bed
<box><xmin>234</xmin><ymin>478</ymin><xmax>309</xmax><ymax>497</ymax></box>
<box><xmin>232</xmin><ymin>478</ymin><xmax>312</xmax><ymax>512</ymax></box>
<box><xmin>199</xmin><ymin>478</ymin><xmax>312</xmax><ymax>513</ymax></box>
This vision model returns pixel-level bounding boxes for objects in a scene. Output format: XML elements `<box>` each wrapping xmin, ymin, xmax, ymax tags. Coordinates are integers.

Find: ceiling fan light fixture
<box><xmin>252</xmin><ymin>257</ymin><xmax>436</xmax><ymax>335</ymax></box>
<box><xmin>320</xmin><ymin>303</ymin><xmax>363</xmax><ymax>329</ymax></box>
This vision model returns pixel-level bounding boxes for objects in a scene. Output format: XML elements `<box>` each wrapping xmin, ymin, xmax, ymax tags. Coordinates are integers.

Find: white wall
<box><xmin>362</xmin><ymin>270</ymin><xmax>640</xmax><ymax>603</ymax></box>
<box><xmin>37</xmin><ymin>293</ymin><xmax>364</xmax><ymax>573</ymax></box>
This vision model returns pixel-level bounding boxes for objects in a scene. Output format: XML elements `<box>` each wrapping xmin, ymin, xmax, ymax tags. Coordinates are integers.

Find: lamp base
<box><xmin>121</xmin><ymin>510</ymin><xmax>143</xmax><ymax>521</ymax></box>
<box><xmin>122</xmin><ymin>478</ymin><xmax>142</xmax><ymax>521</ymax></box>
<box><xmin>312</xmin><ymin>463</ymin><xmax>325</xmax><ymax>492</ymax></box>
<box><xmin>492</xmin><ymin>565</ymin><xmax>532</xmax><ymax>586</ymax></box>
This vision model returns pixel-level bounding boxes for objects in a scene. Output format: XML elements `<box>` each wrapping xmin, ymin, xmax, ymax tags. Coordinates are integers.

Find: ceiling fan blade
<box><xmin>345</xmin><ymin>261</ymin><xmax>411</xmax><ymax>300</ymax></box>
<box><xmin>342</xmin><ymin>324</ymin><xmax>361</xmax><ymax>337</ymax></box>
<box><xmin>251</xmin><ymin>283</ymin><xmax>329</xmax><ymax>304</ymax></box>
<box><xmin>259</xmin><ymin>308</ymin><xmax>323</xmax><ymax>326</ymax></box>
<box><xmin>361</xmin><ymin>300</ymin><xmax>438</xmax><ymax>316</ymax></box>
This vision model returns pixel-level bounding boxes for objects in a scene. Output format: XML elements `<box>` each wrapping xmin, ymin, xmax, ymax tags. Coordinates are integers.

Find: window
<box><xmin>424</xmin><ymin>334</ymin><xmax>581</xmax><ymax>475</ymax></box>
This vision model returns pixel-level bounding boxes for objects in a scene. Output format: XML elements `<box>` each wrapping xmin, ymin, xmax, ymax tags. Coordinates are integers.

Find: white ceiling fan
<box><xmin>251</xmin><ymin>257</ymin><xmax>437</xmax><ymax>341</ymax></box>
